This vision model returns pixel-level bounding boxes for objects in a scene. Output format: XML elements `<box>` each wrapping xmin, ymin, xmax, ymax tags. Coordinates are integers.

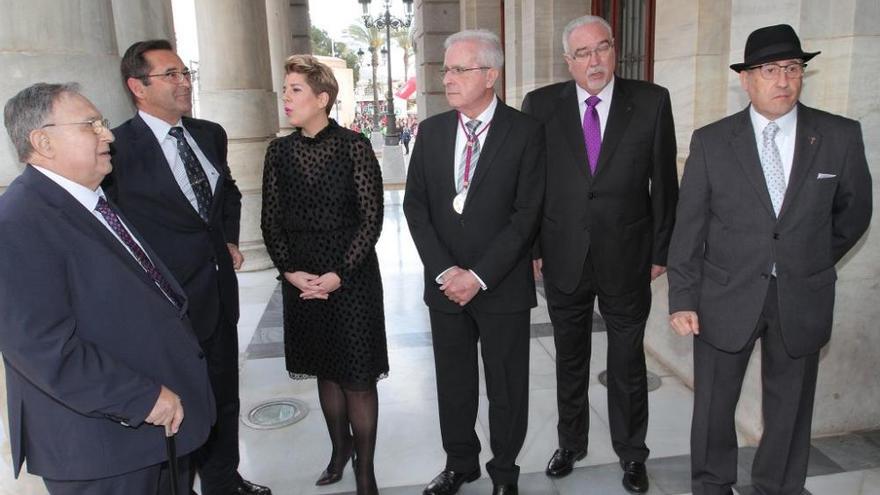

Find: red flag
<box><xmin>395</xmin><ymin>77</ymin><xmax>417</xmax><ymax>99</ymax></box>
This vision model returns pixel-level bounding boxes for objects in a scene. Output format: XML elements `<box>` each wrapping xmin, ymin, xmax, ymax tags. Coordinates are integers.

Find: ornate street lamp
<box><xmin>358</xmin><ymin>0</ymin><xmax>413</xmax><ymax>145</ymax></box>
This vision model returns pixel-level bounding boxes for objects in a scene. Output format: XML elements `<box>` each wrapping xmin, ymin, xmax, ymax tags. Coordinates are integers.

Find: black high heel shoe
<box><xmin>315</xmin><ymin>449</ymin><xmax>355</xmax><ymax>486</ymax></box>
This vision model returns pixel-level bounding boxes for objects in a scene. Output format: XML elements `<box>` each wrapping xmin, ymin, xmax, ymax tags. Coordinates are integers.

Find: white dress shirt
<box><xmin>139</xmin><ymin>110</ymin><xmax>220</xmax><ymax>213</ymax></box>
<box><xmin>576</xmin><ymin>76</ymin><xmax>615</xmax><ymax>140</ymax></box>
<box><xmin>32</xmin><ymin>165</ymin><xmax>150</xmax><ymax>263</ymax></box>
<box><xmin>749</xmin><ymin>104</ymin><xmax>797</xmax><ymax>184</ymax></box>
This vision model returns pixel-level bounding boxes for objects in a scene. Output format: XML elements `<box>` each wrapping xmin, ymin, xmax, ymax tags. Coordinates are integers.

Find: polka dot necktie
<box><xmin>583</xmin><ymin>96</ymin><xmax>602</xmax><ymax>175</ymax></box>
<box><xmin>169</xmin><ymin>126</ymin><xmax>213</xmax><ymax>222</ymax></box>
<box><xmin>94</xmin><ymin>197</ymin><xmax>184</xmax><ymax>309</ymax></box>
<box><xmin>760</xmin><ymin>122</ymin><xmax>787</xmax><ymax>216</ymax></box>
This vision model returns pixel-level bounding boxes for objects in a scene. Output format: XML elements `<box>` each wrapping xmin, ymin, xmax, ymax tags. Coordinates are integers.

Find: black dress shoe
<box><xmin>621</xmin><ymin>461</ymin><xmax>649</xmax><ymax>493</ymax></box>
<box><xmin>545</xmin><ymin>448</ymin><xmax>587</xmax><ymax>477</ymax></box>
<box><xmin>231</xmin><ymin>478</ymin><xmax>272</xmax><ymax>495</ymax></box>
<box><xmin>315</xmin><ymin>452</ymin><xmax>355</xmax><ymax>486</ymax></box>
<box><xmin>492</xmin><ymin>483</ymin><xmax>518</xmax><ymax>494</ymax></box>
<box><xmin>422</xmin><ymin>468</ymin><xmax>481</xmax><ymax>495</ymax></box>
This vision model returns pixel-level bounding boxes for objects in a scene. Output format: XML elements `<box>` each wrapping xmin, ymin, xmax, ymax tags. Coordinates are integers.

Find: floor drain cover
<box><xmin>598</xmin><ymin>370</ymin><xmax>662</xmax><ymax>392</ymax></box>
<box><xmin>242</xmin><ymin>398</ymin><xmax>309</xmax><ymax>430</ymax></box>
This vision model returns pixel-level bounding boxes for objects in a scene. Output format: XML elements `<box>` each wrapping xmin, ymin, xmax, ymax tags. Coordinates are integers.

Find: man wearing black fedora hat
<box><xmin>667</xmin><ymin>24</ymin><xmax>872</xmax><ymax>494</ymax></box>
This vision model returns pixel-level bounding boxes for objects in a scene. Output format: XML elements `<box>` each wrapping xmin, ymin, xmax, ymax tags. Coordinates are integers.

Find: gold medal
<box><xmin>452</xmin><ymin>191</ymin><xmax>467</xmax><ymax>214</ymax></box>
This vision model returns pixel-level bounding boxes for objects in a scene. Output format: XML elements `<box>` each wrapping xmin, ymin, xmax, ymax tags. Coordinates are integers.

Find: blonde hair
<box><xmin>284</xmin><ymin>54</ymin><xmax>339</xmax><ymax>116</ymax></box>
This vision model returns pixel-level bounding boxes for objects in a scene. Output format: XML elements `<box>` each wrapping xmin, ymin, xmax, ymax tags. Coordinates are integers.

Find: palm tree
<box><xmin>345</xmin><ymin>24</ymin><xmax>384</xmax><ymax>128</ymax></box>
<box><xmin>392</xmin><ymin>29</ymin><xmax>413</xmax><ymax>80</ymax></box>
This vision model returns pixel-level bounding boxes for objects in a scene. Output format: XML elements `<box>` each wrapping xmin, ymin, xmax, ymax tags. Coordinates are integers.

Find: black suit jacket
<box><xmin>667</xmin><ymin>104</ymin><xmax>872</xmax><ymax>357</ymax></box>
<box><xmin>105</xmin><ymin>114</ymin><xmax>242</xmax><ymax>341</ymax></box>
<box><xmin>521</xmin><ymin>78</ymin><xmax>678</xmax><ymax>295</ymax></box>
<box><xmin>403</xmin><ymin>100</ymin><xmax>545</xmax><ymax>313</ymax></box>
<box><xmin>0</xmin><ymin>167</ymin><xmax>215</xmax><ymax>480</ymax></box>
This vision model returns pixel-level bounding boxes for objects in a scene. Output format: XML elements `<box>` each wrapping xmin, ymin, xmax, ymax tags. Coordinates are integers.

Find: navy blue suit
<box><xmin>0</xmin><ymin>166</ymin><xmax>215</xmax><ymax>482</ymax></box>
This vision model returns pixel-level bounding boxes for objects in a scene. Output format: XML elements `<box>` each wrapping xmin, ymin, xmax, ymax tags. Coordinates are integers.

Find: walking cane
<box><xmin>165</xmin><ymin>433</ymin><xmax>179</xmax><ymax>495</ymax></box>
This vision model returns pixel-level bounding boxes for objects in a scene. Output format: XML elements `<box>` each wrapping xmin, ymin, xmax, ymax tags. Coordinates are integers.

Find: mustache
<box><xmin>587</xmin><ymin>67</ymin><xmax>607</xmax><ymax>76</ymax></box>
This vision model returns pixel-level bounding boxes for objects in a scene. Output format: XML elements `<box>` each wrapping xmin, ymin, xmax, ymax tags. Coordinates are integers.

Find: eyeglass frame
<box><xmin>41</xmin><ymin>118</ymin><xmax>111</xmax><ymax>135</ymax></box>
<box><xmin>566</xmin><ymin>40</ymin><xmax>615</xmax><ymax>61</ymax></box>
<box><xmin>440</xmin><ymin>66</ymin><xmax>491</xmax><ymax>77</ymax></box>
<box><xmin>140</xmin><ymin>69</ymin><xmax>197</xmax><ymax>84</ymax></box>
<box><xmin>748</xmin><ymin>62</ymin><xmax>807</xmax><ymax>80</ymax></box>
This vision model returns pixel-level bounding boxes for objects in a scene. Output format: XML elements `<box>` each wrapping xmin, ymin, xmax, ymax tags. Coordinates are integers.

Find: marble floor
<box><xmin>1</xmin><ymin>190</ymin><xmax>878</xmax><ymax>495</ymax></box>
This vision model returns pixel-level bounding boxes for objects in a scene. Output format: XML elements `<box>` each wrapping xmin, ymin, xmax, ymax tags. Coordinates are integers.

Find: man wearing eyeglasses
<box><xmin>404</xmin><ymin>29</ymin><xmax>544</xmax><ymax>495</ymax></box>
<box><xmin>0</xmin><ymin>82</ymin><xmax>215</xmax><ymax>494</ymax></box>
<box><xmin>103</xmin><ymin>40</ymin><xmax>270</xmax><ymax>495</ymax></box>
<box><xmin>520</xmin><ymin>15</ymin><xmax>678</xmax><ymax>492</ymax></box>
<box><xmin>667</xmin><ymin>24</ymin><xmax>872</xmax><ymax>494</ymax></box>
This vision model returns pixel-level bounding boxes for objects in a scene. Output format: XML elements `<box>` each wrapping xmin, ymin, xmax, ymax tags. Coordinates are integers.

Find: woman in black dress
<box><xmin>261</xmin><ymin>55</ymin><xmax>387</xmax><ymax>495</ymax></box>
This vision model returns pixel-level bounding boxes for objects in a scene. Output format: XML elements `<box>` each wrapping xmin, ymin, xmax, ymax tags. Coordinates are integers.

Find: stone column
<box><xmin>413</xmin><ymin>0</ymin><xmax>461</xmax><ymax>119</ymax></box>
<box><xmin>503</xmin><ymin>0</ymin><xmax>523</xmax><ymax>108</ymax></box>
<box><xmin>516</xmin><ymin>0</ymin><xmax>587</xmax><ymax>99</ymax></box>
<box><xmin>193</xmin><ymin>0</ymin><xmax>278</xmax><ymax>271</ymax></box>
<box><xmin>266</xmin><ymin>0</ymin><xmax>311</xmax><ymax>136</ymax></box>
<box><xmin>460</xmin><ymin>0</ymin><xmax>504</xmax><ymax>98</ymax></box>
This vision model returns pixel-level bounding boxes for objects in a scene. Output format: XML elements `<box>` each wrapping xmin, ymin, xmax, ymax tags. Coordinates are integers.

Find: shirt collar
<box><xmin>139</xmin><ymin>110</ymin><xmax>184</xmax><ymax>142</ymax></box>
<box><xmin>749</xmin><ymin>104</ymin><xmax>798</xmax><ymax>138</ymax></box>
<box><xmin>459</xmin><ymin>95</ymin><xmax>498</xmax><ymax>130</ymax></box>
<box><xmin>575</xmin><ymin>75</ymin><xmax>615</xmax><ymax>106</ymax></box>
<box><xmin>31</xmin><ymin>164</ymin><xmax>106</xmax><ymax>211</ymax></box>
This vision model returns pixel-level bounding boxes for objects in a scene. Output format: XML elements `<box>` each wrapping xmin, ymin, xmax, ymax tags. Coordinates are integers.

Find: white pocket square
<box><xmin>817</xmin><ymin>173</ymin><xmax>836</xmax><ymax>179</ymax></box>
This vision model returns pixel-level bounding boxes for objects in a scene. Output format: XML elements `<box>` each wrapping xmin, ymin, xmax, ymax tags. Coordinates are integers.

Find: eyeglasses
<box><xmin>749</xmin><ymin>62</ymin><xmax>806</xmax><ymax>80</ymax></box>
<box><xmin>569</xmin><ymin>40</ymin><xmax>614</xmax><ymax>61</ymax></box>
<box><xmin>142</xmin><ymin>69</ymin><xmax>197</xmax><ymax>84</ymax></box>
<box><xmin>42</xmin><ymin>118</ymin><xmax>110</xmax><ymax>135</ymax></box>
<box><xmin>440</xmin><ymin>66</ymin><xmax>490</xmax><ymax>77</ymax></box>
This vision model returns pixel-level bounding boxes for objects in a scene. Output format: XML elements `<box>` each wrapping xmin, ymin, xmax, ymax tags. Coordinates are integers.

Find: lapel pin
<box><xmin>809</xmin><ymin>136</ymin><xmax>817</xmax><ymax>145</ymax></box>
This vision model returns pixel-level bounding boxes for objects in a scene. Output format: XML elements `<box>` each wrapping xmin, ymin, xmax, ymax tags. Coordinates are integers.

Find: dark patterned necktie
<box><xmin>95</xmin><ymin>197</ymin><xmax>183</xmax><ymax>309</ymax></box>
<box><xmin>456</xmin><ymin>119</ymin><xmax>482</xmax><ymax>193</ymax></box>
<box><xmin>168</xmin><ymin>126</ymin><xmax>213</xmax><ymax>221</ymax></box>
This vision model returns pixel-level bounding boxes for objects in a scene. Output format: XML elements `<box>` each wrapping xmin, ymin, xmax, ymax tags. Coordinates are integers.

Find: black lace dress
<box><xmin>261</xmin><ymin>120</ymin><xmax>388</xmax><ymax>386</ymax></box>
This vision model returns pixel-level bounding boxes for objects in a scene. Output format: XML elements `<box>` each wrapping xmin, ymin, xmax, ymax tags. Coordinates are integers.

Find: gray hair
<box><xmin>3</xmin><ymin>82</ymin><xmax>81</xmax><ymax>162</ymax></box>
<box><xmin>562</xmin><ymin>15</ymin><xmax>613</xmax><ymax>54</ymax></box>
<box><xmin>444</xmin><ymin>29</ymin><xmax>504</xmax><ymax>69</ymax></box>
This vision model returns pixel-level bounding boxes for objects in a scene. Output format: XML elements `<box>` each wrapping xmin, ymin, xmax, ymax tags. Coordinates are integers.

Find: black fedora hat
<box><xmin>730</xmin><ymin>24</ymin><xmax>820</xmax><ymax>72</ymax></box>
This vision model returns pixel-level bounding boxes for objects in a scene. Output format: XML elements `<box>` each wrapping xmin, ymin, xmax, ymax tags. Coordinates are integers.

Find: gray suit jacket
<box><xmin>667</xmin><ymin>103</ymin><xmax>872</xmax><ymax>357</ymax></box>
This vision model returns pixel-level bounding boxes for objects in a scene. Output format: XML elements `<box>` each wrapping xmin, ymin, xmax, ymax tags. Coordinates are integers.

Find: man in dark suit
<box><xmin>520</xmin><ymin>15</ymin><xmax>678</xmax><ymax>492</ymax></box>
<box><xmin>403</xmin><ymin>29</ymin><xmax>545</xmax><ymax>495</ymax></box>
<box><xmin>0</xmin><ymin>82</ymin><xmax>215</xmax><ymax>494</ymax></box>
<box><xmin>667</xmin><ymin>24</ymin><xmax>872</xmax><ymax>495</ymax></box>
<box><xmin>104</xmin><ymin>40</ymin><xmax>270</xmax><ymax>495</ymax></box>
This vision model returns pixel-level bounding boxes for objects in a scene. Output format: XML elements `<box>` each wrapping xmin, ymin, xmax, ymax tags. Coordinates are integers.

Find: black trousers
<box><xmin>44</xmin><ymin>456</ymin><xmax>191</xmax><ymax>495</ymax></box>
<box><xmin>192</xmin><ymin>312</ymin><xmax>242</xmax><ymax>494</ymax></box>
<box><xmin>691</xmin><ymin>279</ymin><xmax>819</xmax><ymax>495</ymax></box>
<box><xmin>429</xmin><ymin>307</ymin><xmax>530</xmax><ymax>485</ymax></box>
<box><xmin>545</xmin><ymin>254</ymin><xmax>650</xmax><ymax>462</ymax></box>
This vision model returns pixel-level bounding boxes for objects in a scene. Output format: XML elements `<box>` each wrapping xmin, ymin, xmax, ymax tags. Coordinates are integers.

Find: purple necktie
<box><xmin>583</xmin><ymin>95</ymin><xmax>602</xmax><ymax>175</ymax></box>
<box><xmin>95</xmin><ymin>197</ymin><xmax>183</xmax><ymax>309</ymax></box>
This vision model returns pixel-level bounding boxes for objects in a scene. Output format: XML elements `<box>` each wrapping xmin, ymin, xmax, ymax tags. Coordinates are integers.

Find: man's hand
<box><xmin>145</xmin><ymin>385</ymin><xmax>184</xmax><ymax>437</ymax></box>
<box><xmin>650</xmin><ymin>264</ymin><xmax>666</xmax><ymax>281</ymax></box>
<box><xmin>441</xmin><ymin>270</ymin><xmax>481</xmax><ymax>306</ymax></box>
<box><xmin>533</xmin><ymin>258</ymin><xmax>543</xmax><ymax>281</ymax></box>
<box><xmin>284</xmin><ymin>271</ymin><xmax>328</xmax><ymax>300</ymax></box>
<box><xmin>669</xmin><ymin>311</ymin><xmax>700</xmax><ymax>336</ymax></box>
<box><xmin>227</xmin><ymin>243</ymin><xmax>244</xmax><ymax>270</ymax></box>
<box><xmin>439</xmin><ymin>266</ymin><xmax>466</xmax><ymax>285</ymax></box>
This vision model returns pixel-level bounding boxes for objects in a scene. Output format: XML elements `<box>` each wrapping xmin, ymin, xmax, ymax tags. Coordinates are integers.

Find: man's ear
<box><xmin>126</xmin><ymin>77</ymin><xmax>146</xmax><ymax>102</ymax></box>
<box><xmin>28</xmin><ymin>129</ymin><xmax>54</xmax><ymax>160</ymax></box>
<box><xmin>485</xmin><ymin>68</ymin><xmax>500</xmax><ymax>89</ymax></box>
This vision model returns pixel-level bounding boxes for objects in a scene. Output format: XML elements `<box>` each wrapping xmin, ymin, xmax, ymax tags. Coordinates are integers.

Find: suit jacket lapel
<box><xmin>778</xmin><ymin>104</ymin><xmax>821</xmax><ymax>219</ymax></box>
<box><xmin>466</xmin><ymin>99</ymin><xmax>512</xmax><ymax>199</ymax></box>
<box><xmin>595</xmin><ymin>78</ymin><xmax>634</xmax><ymax>179</ymax></box>
<box><xmin>438</xmin><ymin>111</ymin><xmax>458</xmax><ymax>199</ymax></box>
<box><xmin>558</xmin><ymin>82</ymin><xmax>592</xmax><ymax>183</ymax></box>
<box><xmin>730</xmin><ymin>107</ymin><xmax>777</xmax><ymax>219</ymax></box>
<box><xmin>130</xmin><ymin>115</ymin><xmax>204</xmax><ymax>223</ymax></box>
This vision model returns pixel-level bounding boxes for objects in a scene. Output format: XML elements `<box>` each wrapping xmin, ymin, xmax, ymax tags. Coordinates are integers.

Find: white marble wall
<box><xmin>647</xmin><ymin>0</ymin><xmax>880</xmax><ymax>442</ymax></box>
<box><xmin>413</xmin><ymin>0</ymin><xmax>461</xmax><ymax>119</ymax></box>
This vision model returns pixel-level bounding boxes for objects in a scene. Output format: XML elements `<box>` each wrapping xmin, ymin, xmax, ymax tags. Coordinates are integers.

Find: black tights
<box><xmin>317</xmin><ymin>378</ymin><xmax>379</xmax><ymax>495</ymax></box>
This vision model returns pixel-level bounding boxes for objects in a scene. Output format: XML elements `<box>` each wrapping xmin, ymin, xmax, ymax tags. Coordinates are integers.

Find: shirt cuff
<box><xmin>469</xmin><ymin>270</ymin><xmax>488</xmax><ymax>291</ymax></box>
<box><xmin>436</xmin><ymin>266</ymin><xmax>456</xmax><ymax>284</ymax></box>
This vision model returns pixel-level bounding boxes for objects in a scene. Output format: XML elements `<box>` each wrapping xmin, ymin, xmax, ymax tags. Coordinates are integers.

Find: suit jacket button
<box><xmin>588</xmin><ymin>192</ymin><xmax>596</xmax><ymax>199</ymax></box>
<box><xmin>206</xmin><ymin>225</ymin><xmax>214</xmax><ymax>232</ymax></box>
<box><xmin>198</xmin><ymin>351</ymin><xmax>205</xmax><ymax>359</ymax></box>
<box><xmin>773</xmin><ymin>233</ymin><xmax>780</xmax><ymax>239</ymax></box>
